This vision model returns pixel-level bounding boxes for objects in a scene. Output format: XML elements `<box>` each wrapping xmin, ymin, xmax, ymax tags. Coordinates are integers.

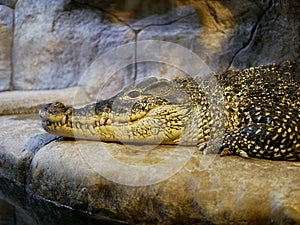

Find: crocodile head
<box><xmin>39</xmin><ymin>77</ymin><xmax>211</xmax><ymax>145</ymax></box>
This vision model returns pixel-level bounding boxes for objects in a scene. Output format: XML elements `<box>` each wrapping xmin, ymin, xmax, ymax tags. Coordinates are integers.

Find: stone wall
<box><xmin>0</xmin><ymin>0</ymin><xmax>299</xmax><ymax>93</ymax></box>
<box><xmin>0</xmin><ymin>1</ymin><xmax>300</xmax><ymax>224</ymax></box>
<box><xmin>0</xmin><ymin>4</ymin><xmax>13</xmax><ymax>91</ymax></box>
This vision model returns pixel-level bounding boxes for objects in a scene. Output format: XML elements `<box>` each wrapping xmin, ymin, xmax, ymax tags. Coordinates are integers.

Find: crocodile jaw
<box><xmin>39</xmin><ymin>101</ymin><xmax>186</xmax><ymax>144</ymax></box>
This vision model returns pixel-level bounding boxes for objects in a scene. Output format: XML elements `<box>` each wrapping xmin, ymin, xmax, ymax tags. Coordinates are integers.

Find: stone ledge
<box><xmin>0</xmin><ymin>87</ymin><xmax>91</xmax><ymax>115</ymax></box>
<box><xmin>0</xmin><ymin>114</ymin><xmax>300</xmax><ymax>224</ymax></box>
<box><xmin>0</xmin><ymin>175</ymin><xmax>126</xmax><ymax>225</ymax></box>
<box><xmin>27</xmin><ymin>141</ymin><xmax>300</xmax><ymax>224</ymax></box>
<box><xmin>0</xmin><ymin>114</ymin><xmax>43</xmax><ymax>184</ymax></box>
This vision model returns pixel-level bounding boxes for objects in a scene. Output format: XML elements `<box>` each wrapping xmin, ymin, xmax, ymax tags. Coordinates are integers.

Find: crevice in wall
<box><xmin>205</xmin><ymin>0</ymin><xmax>220</xmax><ymax>24</ymax></box>
<box><xmin>0</xmin><ymin>1</ymin><xmax>17</xmax><ymax>90</ymax></box>
<box><xmin>133</xmin><ymin>11</ymin><xmax>197</xmax><ymax>32</ymax></box>
<box><xmin>132</xmin><ymin>11</ymin><xmax>197</xmax><ymax>82</ymax></box>
<box><xmin>9</xmin><ymin>7</ymin><xmax>15</xmax><ymax>90</ymax></box>
<box><xmin>0</xmin><ymin>2</ymin><xmax>16</xmax><ymax>9</ymax></box>
<box><xmin>226</xmin><ymin>0</ymin><xmax>274</xmax><ymax>70</ymax></box>
<box><xmin>129</xmin><ymin>10</ymin><xmax>195</xmax><ymax>83</ymax></box>
<box><xmin>11</xmin><ymin>0</ymin><xmax>18</xmax><ymax>8</ymax></box>
<box><xmin>133</xmin><ymin>33</ymin><xmax>138</xmax><ymax>82</ymax></box>
<box><xmin>205</xmin><ymin>0</ymin><xmax>226</xmax><ymax>34</ymax></box>
<box><xmin>75</xmin><ymin>2</ymin><xmax>133</xmax><ymax>29</ymax></box>
<box><xmin>74</xmin><ymin>2</ymin><xmax>197</xmax><ymax>83</ymax></box>
<box><xmin>72</xmin><ymin>1</ymin><xmax>139</xmax><ymax>82</ymax></box>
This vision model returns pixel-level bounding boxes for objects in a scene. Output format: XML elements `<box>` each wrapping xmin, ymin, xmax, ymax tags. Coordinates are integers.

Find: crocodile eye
<box><xmin>127</xmin><ymin>90</ymin><xmax>141</xmax><ymax>98</ymax></box>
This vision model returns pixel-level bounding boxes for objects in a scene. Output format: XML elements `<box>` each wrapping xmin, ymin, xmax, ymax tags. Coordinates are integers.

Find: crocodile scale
<box><xmin>40</xmin><ymin>60</ymin><xmax>300</xmax><ymax>160</ymax></box>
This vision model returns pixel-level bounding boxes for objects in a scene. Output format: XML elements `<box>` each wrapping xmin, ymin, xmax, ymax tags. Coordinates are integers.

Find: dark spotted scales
<box><xmin>39</xmin><ymin>60</ymin><xmax>300</xmax><ymax>161</ymax></box>
<box><xmin>219</xmin><ymin>60</ymin><xmax>300</xmax><ymax>160</ymax></box>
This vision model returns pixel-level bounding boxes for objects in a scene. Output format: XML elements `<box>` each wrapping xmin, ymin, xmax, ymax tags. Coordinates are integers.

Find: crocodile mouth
<box><xmin>39</xmin><ymin>101</ymin><xmax>128</xmax><ymax>139</ymax></box>
<box><xmin>39</xmin><ymin>102</ymin><xmax>76</xmax><ymax>137</ymax></box>
<box><xmin>39</xmin><ymin>101</ymin><xmax>182</xmax><ymax>143</ymax></box>
<box><xmin>39</xmin><ymin>76</ymin><xmax>210</xmax><ymax>145</ymax></box>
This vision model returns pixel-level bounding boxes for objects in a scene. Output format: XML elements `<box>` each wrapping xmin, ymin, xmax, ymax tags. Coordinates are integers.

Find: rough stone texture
<box><xmin>79</xmin><ymin>48</ymin><xmax>136</xmax><ymax>100</ymax></box>
<box><xmin>1</xmin><ymin>0</ymin><xmax>300</xmax><ymax>224</ymax></box>
<box><xmin>0</xmin><ymin>5</ymin><xmax>13</xmax><ymax>91</ymax></box>
<box><xmin>13</xmin><ymin>0</ymin><xmax>134</xmax><ymax>90</ymax></box>
<box><xmin>0</xmin><ymin>87</ymin><xmax>91</xmax><ymax>115</ymax></box>
<box><xmin>2</xmin><ymin>113</ymin><xmax>299</xmax><ymax>223</ymax></box>
<box><xmin>138</xmin><ymin>0</ymin><xmax>300</xmax><ymax>73</ymax></box>
<box><xmin>0</xmin><ymin>115</ymin><xmax>44</xmax><ymax>184</ymax></box>
<box><xmin>0</xmin><ymin>0</ymin><xmax>16</xmax><ymax>8</ymax></box>
<box><xmin>75</xmin><ymin>0</ymin><xmax>174</xmax><ymax>22</ymax></box>
<box><xmin>135</xmin><ymin>6</ymin><xmax>207</xmax><ymax>81</ymax></box>
<box><xmin>26</xmin><ymin>139</ymin><xmax>300</xmax><ymax>224</ymax></box>
<box><xmin>0</xmin><ymin>176</ymin><xmax>125</xmax><ymax>225</ymax></box>
<box><xmin>229</xmin><ymin>0</ymin><xmax>300</xmax><ymax>68</ymax></box>
<box><xmin>10</xmin><ymin>0</ymin><xmax>299</xmax><ymax>92</ymax></box>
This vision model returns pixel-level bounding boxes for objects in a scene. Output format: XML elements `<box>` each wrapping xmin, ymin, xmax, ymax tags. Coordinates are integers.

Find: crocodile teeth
<box><xmin>61</xmin><ymin>116</ymin><xmax>66</xmax><ymax>125</ymax></box>
<box><xmin>100</xmin><ymin>117</ymin><xmax>106</xmax><ymax>126</ymax></box>
<box><xmin>65</xmin><ymin>108</ymin><xmax>72</xmax><ymax>115</ymax></box>
<box><xmin>106</xmin><ymin>118</ymin><xmax>112</xmax><ymax>125</ymax></box>
<box><xmin>88</xmin><ymin>125</ymin><xmax>95</xmax><ymax>135</ymax></box>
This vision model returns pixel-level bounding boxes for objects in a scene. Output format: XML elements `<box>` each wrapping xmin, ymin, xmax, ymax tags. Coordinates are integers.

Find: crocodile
<box><xmin>39</xmin><ymin>60</ymin><xmax>300</xmax><ymax>161</ymax></box>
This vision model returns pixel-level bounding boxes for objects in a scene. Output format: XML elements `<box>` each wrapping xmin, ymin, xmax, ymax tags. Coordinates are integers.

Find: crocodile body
<box><xmin>39</xmin><ymin>60</ymin><xmax>300</xmax><ymax>160</ymax></box>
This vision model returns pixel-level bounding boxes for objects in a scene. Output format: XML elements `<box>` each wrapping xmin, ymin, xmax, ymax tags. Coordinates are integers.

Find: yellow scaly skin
<box><xmin>39</xmin><ymin>60</ymin><xmax>300</xmax><ymax>160</ymax></box>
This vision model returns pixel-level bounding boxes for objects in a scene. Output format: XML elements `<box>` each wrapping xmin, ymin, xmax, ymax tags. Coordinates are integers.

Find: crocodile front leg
<box><xmin>220</xmin><ymin>122</ymin><xmax>300</xmax><ymax>161</ymax></box>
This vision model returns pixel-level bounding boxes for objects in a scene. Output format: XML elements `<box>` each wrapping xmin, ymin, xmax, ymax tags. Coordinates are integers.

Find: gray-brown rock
<box><xmin>0</xmin><ymin>87</ymin><xmax>90</xmax><ymax>115</ymax></box>
<box><xmin>0</xmin><ymin>114</ymin><xmax>45</xmax><ymax>184</ymax></box>
<box><xmin>229</xmin><ymin>0</ymin><xmax>300</xmax><ymax>68</ymax></box>
<box><xmin>9</xmin><ymin>0</ymin><xmax>300</xmax><ymax>94</ymax></box>
<box><xmin>75</xmin><ymin>0</ymin><xmax>174</xmax><ymax>22</ymax></box>
<box><xmin>138</xmin><ymin>0</ymin><xmax>300</xmax><ymax>72</ymax></box>
<box><xmin>0</xmin><ymin>0</ymin><xmax>16</xmax><ymax>7</ymax></box>
<box><xmin>1</xmin><ymin>0</ymin><xmax>300</xmax><ymax>224</ymax></box>
<box><xmin>0</xmin><ymin>5</ymin><xmax>13</xmax><ymax>91</ymax></box>
<box><xmin>1</xmin><ymin>112</ymin><xmax>300</xmax><ymax>223</ymax></box>
<box><xmin>22</xmin><ymin>131</ymin><xmax>300</xmax><ymax>224</ymax></box>
<box><xmin>13</xmin><ymin>0</ymin><xmax>134</xmax><ymax>90</ymax></box>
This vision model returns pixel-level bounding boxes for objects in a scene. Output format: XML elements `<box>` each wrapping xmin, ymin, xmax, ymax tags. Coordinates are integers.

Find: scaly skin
<box><xmin>39</xmin><ymin>60</ymin><xmax>300</xmax><ymax>160</ymax></box>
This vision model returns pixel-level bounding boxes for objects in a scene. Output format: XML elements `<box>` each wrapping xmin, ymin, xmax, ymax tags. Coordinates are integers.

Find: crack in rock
<box><xmin>25</xmin><ymin>133</ymin><xmax>63</xmax><ymax>154</ymax></box>
<box><xmin>205</xmin><ymin>0</ymin><xmax>221</xmax><ymax>27</ymax></box>
<box><xmin>226</xmin><ymin>0</ymin><xmax>274</xmax><ymax>70</ymax></box>
<box><xmin>73</xmin><ymin>2</ymin><xmax>198</xmax><ymax>83</ymax></box>
<box><xmin>9</xmin><ymin>4</ymin><xmax>15</xmax><ymax>90</ymax></box>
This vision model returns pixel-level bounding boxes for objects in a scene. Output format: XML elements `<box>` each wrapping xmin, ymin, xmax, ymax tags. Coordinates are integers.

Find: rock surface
<box><xmin>0</xmin><ymin>0</ymin><xmax>300</xmax><ymax>224</ymax></box>
<box><xmin>0</xmin><ymin>113</ymin><xmax>300</xmax><ymax>224</ymax></box>
<box><xmin>29</xmin><ymin>140</ymin><xmax>300</xmax><ymax>224</ymax></box>
<box><xmin>0</xmin><ymin>176</ymin><xmax>124</xmax><ymax>225</ymax></box>
<box><xmin>0</xmin><ymin>5</ymin><xmax>13</xmax><ymax>91</ymax></box>
<box><xmin>13</xmin><ymin>0</ymin><xmax>134</xmax><ymax>90</ymax></box>
<box><xmin>0</xmin><ymin>114</ymin><xmax>45</xmax><ymax>184</ymax></box>
<box><xmin>229</xmin><ymin>0</ymin><xmax>300</xmax><ymax>67</ymax></box>
<box><xmin>0</xmin><ymin>87</ymin><xmax>90</xmax><ymax>115</ymax></box>
<box><xmin>0</xmin><ymin>0</ymin><xmax>16</xmax><ymax>7</ymax></box>
<box><xmin>0</xmin><ymin>0</ymin><xmax>297</xmax><ymax>92</ymax></box>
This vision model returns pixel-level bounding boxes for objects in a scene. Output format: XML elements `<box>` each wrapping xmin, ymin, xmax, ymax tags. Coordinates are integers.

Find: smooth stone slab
<box><xmin>27</xmin><ymin>138</ymin><xmax>300</xmax><ymax>224</ymax></box>
<box><xmin>0</xmin><ymin>87</ymin><xmax>90</xmax><ymax>115</ymax></box>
